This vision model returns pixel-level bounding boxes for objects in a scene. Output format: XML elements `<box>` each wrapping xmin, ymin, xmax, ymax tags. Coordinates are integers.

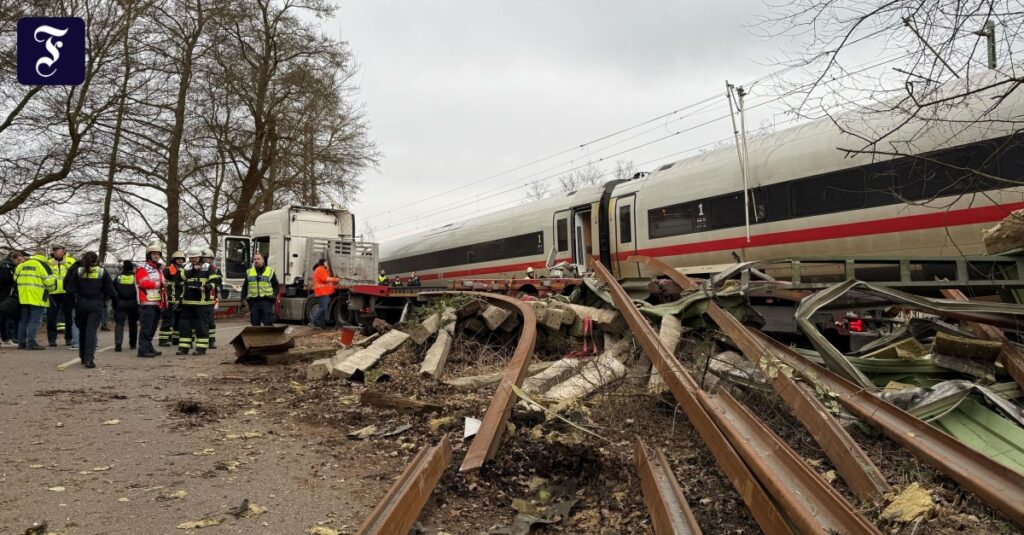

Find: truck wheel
<box><xmin>304</xmin><ymin>298</ymin><xmax>324</xmax><ymax>326</ymax></box>
<box><xmin>332</xmin><ymin>299</ymin><xmax>353</xmax><ymax>325</ymax></box>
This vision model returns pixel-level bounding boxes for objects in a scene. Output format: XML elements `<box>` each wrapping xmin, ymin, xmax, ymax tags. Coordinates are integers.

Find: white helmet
<box><xmin>186</xmin><ymin>246</ymin><xmax>202</xmax><ymax>258</ymax></box>
<box><xmin>146</xmin><ymin>241</ymin><xmax>164</xmax><ymax>254</ymax></box>
<box><xmin>201</xmin><ymin>248</ymin><xmax>215</xmax><ymax>258</ymax></box>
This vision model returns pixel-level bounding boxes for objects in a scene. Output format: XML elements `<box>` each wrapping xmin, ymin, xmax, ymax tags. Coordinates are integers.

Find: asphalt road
<box><xmin>0</xmin><ymin>319</ymin><xmax>384</xmax><ymax>534</ymax></box>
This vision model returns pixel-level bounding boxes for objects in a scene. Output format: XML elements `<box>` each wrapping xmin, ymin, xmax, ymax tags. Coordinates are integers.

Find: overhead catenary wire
<box><xmin>374</xmin><ymin>51</ymin><xmax>917</xmax><ymax>238</ymax></box>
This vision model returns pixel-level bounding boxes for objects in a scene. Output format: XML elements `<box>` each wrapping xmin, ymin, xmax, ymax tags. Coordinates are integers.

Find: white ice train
<box><xmin>380</xmin><ymin>74</ymin><xmax>1024</xmax><ymax>284</ymax></box>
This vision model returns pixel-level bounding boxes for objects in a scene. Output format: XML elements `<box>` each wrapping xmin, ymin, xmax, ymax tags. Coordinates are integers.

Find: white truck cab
<box><xmin>220</xmin><ymin>205</ymin><xmax>378</xmax><ymax>323</ymax></box>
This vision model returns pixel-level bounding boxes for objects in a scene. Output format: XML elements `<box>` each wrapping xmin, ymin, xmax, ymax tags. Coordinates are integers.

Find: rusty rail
<box><xmin>355</xmin><ymin>435</ymin><xmax>452</xmax><ymax>535</ymax></box>
<box><xmin>420</xmin><ymin>291</ymin><xmax>537</xmax><ymax>472</ymax></box>
<box><xmin>630</xmin><ymin>255</ymin><xmax>891</xmax><ymax>503</ymax></box>
<box><xmin>941</xmin><ymin>288</ymin><xmax>1024</xmax><ymax>388</ymax></box>
<box><xmin>592</xmin><ymin>259</ymin><xmax>878</xmax><ymax>534</ymax></box>
<box><xmin>752</xmin><ymin>328</ymin><xmax>1024</xmax><ymax>525</ymax></box>
<box><xmin>634</xmin><ymin>437</ymin><xmax>703</xmax><ymax>535</ymax></box>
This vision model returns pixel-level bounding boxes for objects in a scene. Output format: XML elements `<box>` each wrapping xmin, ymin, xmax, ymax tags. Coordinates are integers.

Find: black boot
<box><xmin>175</xmin><ymin>348</ymin><xmax>189</xmax><ymax>355</ymax></box>
<box><xmin>84</xmin><ymin>361</ymin><xmax>96</xmax><ymax>368</ymax></box>
<box><xmin>114</xmin><ymin>345</ymin><xmax>122</xmax><ymax>352</ymax></box>
<box><xmin>193</xmin><ymin>348</ymin><xmax>206</xmax><ymax>356</ymax></box>
<box><xmin>158</xmin><ymin>340</ymin><xmax>170</xmax><ymax>347</ymax></box>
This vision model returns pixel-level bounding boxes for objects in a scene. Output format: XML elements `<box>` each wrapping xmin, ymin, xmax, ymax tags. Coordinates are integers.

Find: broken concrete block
<box><xmin>441</xmin><ymin>307</ymin><xmax>457</xmax><ymax>334</ymax></box>
<box><xmin>456</xmin><ymin>299</ymin><xmax>484</xmax><ymax>318</ymax></box>
<box><xmin>306</xmin><ymin>358</ymin><xmax>334</xmax><ymax>381</ymax></box>
<box><xmin>650</xmin><ymin>315</ymin><xmax>683</xmax><ymax>394</ymax></box>
<box><xmin>560</xmin><ymin>303</ymin><xmax>626</xmax><ymax>333</ymax></box>
<box><xmin>420</xmin><ymin>329</ymin><xmax>453</xmax><ymax>378</ymax></box>
<box><xmin>408</xmin><ymin>313</ymin><xmax>441</xmax><ymax>345</ymax></box>
<box><xmin>445</xmin><ymin>361</ymin><xmax>554</xmax><ymax>390</ymax></box>
<box><xmin>481</xmin><ymin>304</ymin><xmax>512</xmax><ymax>331</ymax></box>
<box><xmin>541</xmin><ymin>307</ymin><xmax>564</xmax><ymax>331</ymax></box>
<box><xmin>332</xmin><ymin>330</ymin><xmax>409</xmax><ymax>379</ymax></box>
<box><xmin>499</xmin><ymin>311</ymin><xmax>521</xmax><ymax>332</ymax></box>
<box><xmin>983</xmin><ymin>208</ymin><xmax>1024</xmax><ymax>254</ymax></box>
<box><xmin>523</xmin><ymin>357</ymin><xmax>591</xmax><ymax>394</ymax></box>
<box><xmin>545</xmin><ymin>339</ymin><xmax>631</xmax><ymax>400</ymax></box>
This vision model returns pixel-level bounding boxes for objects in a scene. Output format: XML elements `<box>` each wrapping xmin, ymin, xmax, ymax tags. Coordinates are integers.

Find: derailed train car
<box><xmin>381</xmin><ymin>73</ymin><xmax>1024</xmax><ymax>284</ymax></box>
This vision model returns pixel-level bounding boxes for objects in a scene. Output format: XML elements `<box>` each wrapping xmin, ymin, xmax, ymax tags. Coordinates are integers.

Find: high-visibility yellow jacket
<box><xmin>49</xmin><ymin>254</ymin><xmax>75</xmax><ymax>295</ymax></box>
<box><xmin>16</xmin><ymin>254</ymin><xmax>57</xmax><ymax>306</ymax></box>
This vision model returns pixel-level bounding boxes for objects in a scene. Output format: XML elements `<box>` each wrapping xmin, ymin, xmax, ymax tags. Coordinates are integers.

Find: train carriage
<box><xmin>381</xmin><ymin>73</ymin><xmax>1024</xmax><ymax>283</ymax></box>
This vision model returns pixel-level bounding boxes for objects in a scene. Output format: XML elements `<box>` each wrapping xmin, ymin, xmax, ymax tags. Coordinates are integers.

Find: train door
<box><xmin>573</xmin><ymin>207</ymin><xmax>593</xmax><ymax>269</ymax></box>
<box><xmin>612</xmin><ymin>194</ymin><xmax>640</xmax><ymax>278</ymax></box>
<box><xmin>553</xmin><ymin>210</ymin><xmax>571</xmax><ymax>267</ymax></box>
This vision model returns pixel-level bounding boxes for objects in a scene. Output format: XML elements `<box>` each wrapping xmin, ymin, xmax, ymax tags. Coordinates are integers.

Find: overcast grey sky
<box><xmin>330</xmin><ymin>1</ymin><xmax>806</xmax><ymax>241</ymax></box>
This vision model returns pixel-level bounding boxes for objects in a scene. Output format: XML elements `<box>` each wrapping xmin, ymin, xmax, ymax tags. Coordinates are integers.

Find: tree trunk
<box><xmin>99</xmin><ymin>20</ymin><xmax>134</xmax><ymax>261</ymax></box>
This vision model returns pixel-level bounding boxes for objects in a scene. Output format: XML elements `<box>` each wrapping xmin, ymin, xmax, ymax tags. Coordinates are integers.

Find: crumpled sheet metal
<box><xmin>795</xmin><ymin>280</ymin><xmax>1024</xmax><ymax>389</ymax></box>
<box><xmin>882</xmin><ymin>380</ymin><xmax>1024</xmax><ymax>427</ymax></box>
<box><xmin>933</xmin><ymin>398</ymin><xmax>1024</xmax><ymax>474</ymax></box>
<box><xmin>752</xmin><ymin>329</ymin><xmax>1024</xmax><ymax>526</ymax></box>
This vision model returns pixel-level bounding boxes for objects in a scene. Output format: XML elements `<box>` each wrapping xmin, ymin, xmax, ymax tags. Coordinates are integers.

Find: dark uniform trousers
<box><xmin>179</xmin><ymin>305</ymin><xmax>213</xmax><ymax>351</ymax></box>
<box><xmin>115</xmin><ymin>303</ymin><xmax>139</xmax><ymax>348</ymax></box>
<box><xmin>159</xmin><ymin>306</ymin><xmax>179</xmax><ymax>345</ymax></box>
<box><xmin>208</xmin><ymin>312</ymin><xmax>217</xmax><ymax>348</ymax></box>
<box><xmin>138</xmin><ymin>306</ymin><xmax>160</xmax><ymax>356</ymax></box>
<box><xmin>47</xmin><ymin>293</ymin><xmax>74</xmax><ymax>344</ymax></box>
<box><xmin>249</xmin><ymin>300</ymin><xmax>275</xmax><ymax>326</ymax></box>
<box><xmin>75</xmin><ymin>298</ymin><xmax>104</xmax><ymax>365</ymax></box>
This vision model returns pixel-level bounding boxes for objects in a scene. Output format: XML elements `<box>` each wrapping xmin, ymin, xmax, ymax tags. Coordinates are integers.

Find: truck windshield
<box><xmin>224</xmin><ymin>237</ymin><xmax>250</xmax><ymax>279</ymax></box>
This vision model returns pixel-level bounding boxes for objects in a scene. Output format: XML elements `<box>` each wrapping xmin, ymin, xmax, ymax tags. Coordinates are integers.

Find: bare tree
<box><xmin>613</xmin><ymin>159</ymin><xmax>637</xmax><ymax>181</ymax></box>
<box><xmin>557</xmin><ymin>162</ymin><xmax>605</xmax><ymax>192</ymax></box>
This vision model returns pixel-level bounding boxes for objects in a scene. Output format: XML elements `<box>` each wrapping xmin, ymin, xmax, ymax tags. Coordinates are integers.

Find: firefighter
<box><xmin>241</xmin><ymin>252</ymin><xmax>279</xmax><ymax>326</ymax></box>
<box><xmin>135</xmin><ymin>241</ymin><xmax>166</xmax><ymax>358</ymax></box>
<box><xmin>15</xmin><ymin>249</ymin><xmax>56</xmax><ymax>350</ymax></box>
<box><xmin>310</xmin><ymin>258</ymin><xmax>338</xmax><ymax>328</ymax></box>
<box><xmin>408</xmin><ymin>272</ymin><xmax>421</xmax><ymax>287</ymax></box>
<box><xmin>47</xmin><ymin>244</ymin><xmax>78</xmax><ymax>348</ymax></box>
<box><xmin>202</xmin><ymin>248</ymin><xmax>221</xmax><ymax>349</ymax></box>
<box><xmin>0</xmin><ymin>250</ymin><xmax>25</xmax><ymax>346</ymax></box>
<box><xmin>113</xmin><ymin>260</ymin><xmax>139</xmax><ymax>352</ymax></box>
<box><xmin>64</xmin><ymin>251</ymin><xmax>117</xmax><ymax>368</ymax></box>
<box><xmin>377</xmin><ymin>268</ymin><xmax>388</xmax><ymax>286</ymax></box>
<box><xmin>178</xmin><ymin>248</ymin><xmax>219</xmax><ymax>355</ymax></box>
<box><xmin>159</xmin><ymin>251</ymin><xmax>186</xmax><ymax>346</ymax></box>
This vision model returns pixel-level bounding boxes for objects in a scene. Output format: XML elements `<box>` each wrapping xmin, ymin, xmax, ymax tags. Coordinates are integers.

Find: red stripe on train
<box><xmin>416</xmin><ymin>202</ymin><xmax>1024</xmax><ymax>281</ymax></box>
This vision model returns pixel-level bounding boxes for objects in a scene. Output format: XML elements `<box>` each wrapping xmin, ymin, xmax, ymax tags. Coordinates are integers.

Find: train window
<box><xmin>710</xmin><ymin>193</ymin><xmax>744</xmax><ymax>229</ymax></box>
<box><xmin>648</xmin><ymin>202</ymin><xmax>696</xmax><ymax>239</ymax></box>
<box><xmin>790</xmin><ymin>172</ymin><xmax>864</xmax><ymax>217</ymax></box>
<box><xmin>556</xmin><ymin>219</ymin><xmax>569</xmax><ymax>252</ymax></box>
<box><xmin>619</xmin><ymin>205</ymin><xmax>632</xmax><ymax>243</ymax></box>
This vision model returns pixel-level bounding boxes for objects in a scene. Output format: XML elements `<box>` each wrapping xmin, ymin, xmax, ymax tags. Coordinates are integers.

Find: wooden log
<box><xmin>983</xmin><ymin>208</ymin><xmax>1024</xmax><ymax>254</ymax></box>
<box><xmin>649</xmin><ymin>315</ymin><xmax>682</xmax><ymax>393</ymax></box>
<box><xmin>545</xmin><ymin>339</ymin><xmax>631</xmax><ymax>400</ymax></box>
<box><xmin>933</xmin><ymin>331</ymin><xmax>1003</xmax><ymax>363</ymax></box>
<box><xmin>481</xmin><ymin>304</ymin><xmax>511</xmax><ymax>331</ymax></box>
<box><xmin>360</xmin><ymin>391</ymin><xmax>443</xmax><ymax>414</ymax></box>
<box><xmin>522</xmin><ymin>357</ymin><xmax>591</xmax><ymax>394</ymax></box>
<box><xmin>560</xmin><ymin>303</ymin><xmax>626</xmax><ymax>333</ymax></box>
<box><xmin>333</xmin><ymin>330</ymin><xmax>410</xmax><ymax>379</ymax></box>
<box><xmin>444</xmin><ymin>361</ymin><xmax>554</xmax><ymax>390</ymax></box>
<box><xmin>420</xmin><ymin>329</ymin><xmax>453</xmax><ymax>378</ymax></box>
<box><xmin>408</xmin><ymin>313</ymin><xmax>441</xmax><ymax>346</ymax></box>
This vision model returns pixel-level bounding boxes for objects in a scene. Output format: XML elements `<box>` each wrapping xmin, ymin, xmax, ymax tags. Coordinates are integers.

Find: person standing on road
<box><xmin>178</xmin><ymin>248</ymin><xmax>219</xmax><ymax>355</ymax></box>
<box><xmin>160</xmin><ymin>251</ymin><xmax>186</xmax><ymax>347</ymax></box>
<box><xmin>202</xmin><ymin>248</ymin><xmax>221</xmax><ymax>349</ymax></box>
<box><xmin>64</xmin><ymin>252</ymin><xmax>118</xmax><ymax>368</ymax></box>
<box><xmin>15</xmin><ymin>249</ymin><xmax>56</xmax><ymax>350</ymax></box>
<box><xmin>47</xmin><ymin>244</ymin><xmax>78</xmax><ymax>348</ymax></box>
<box><xmin>241</xmin><ymin>253</ymin><xmax>279</xmax><ymax>326</ymax></box>
<box><xmin>114</xmin><ymin>260</ymin><xmax>139</xmax><ymax>352</ymax></box>
<box><xmin>0</xmin><ymin>250</ymin><xmax>26</xmax><ymax>346</ymax></box>
<box><xmin>135</xmin><ymin>241</ymin><xmax>166</xmax><ymax>358</ymax></box>
<box><xmin>310</xmin><ymin>258</ymin><xmax>338</xmax><ymax>328</ymax></box>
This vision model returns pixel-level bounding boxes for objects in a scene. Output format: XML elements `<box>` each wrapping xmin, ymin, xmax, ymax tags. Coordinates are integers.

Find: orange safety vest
<box><xmin>312</xmin><ymin>264</ymin><xmax>338</xmax><ymax>297</ymax></box>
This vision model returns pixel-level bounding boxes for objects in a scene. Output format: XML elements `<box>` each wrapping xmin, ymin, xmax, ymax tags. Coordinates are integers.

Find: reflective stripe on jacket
<box><xmin>15</xmin><ymin>255</ymin><xmax>56</xmax><ymax>306</ymax></box>
<box><xmin>136</xmin><ymin>262</ymin><xmax>165</xmax><ymax>307</ymax></box>
<box><xmin>246</xmin><ymin>266</ymin><xmax>275</xmax><ymax>299</ymax></box>
<box><xmin>49</xmin><ymin>255</ymin><xmax>75</xmax><ymax>294</ymax></box>
<box><xmin>181</xmin><ymin>263</ymin><xmax>218</xmax><ymax>305</ymax></box>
